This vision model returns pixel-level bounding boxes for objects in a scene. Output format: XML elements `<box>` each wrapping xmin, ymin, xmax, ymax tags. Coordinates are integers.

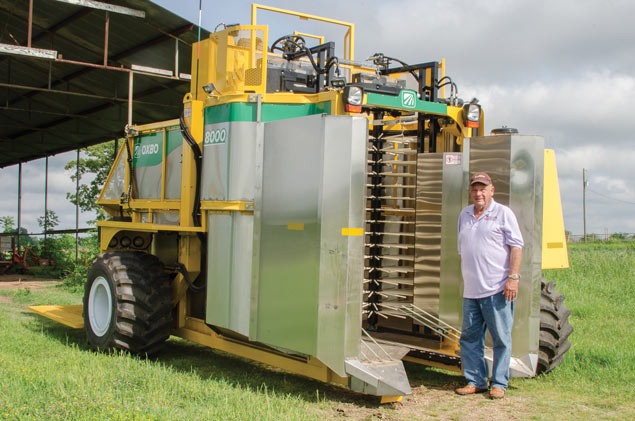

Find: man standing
<box><xmin>455</xmin><ymin>172</ymin><xmax>524</xmax><ymax>400</ymax></box>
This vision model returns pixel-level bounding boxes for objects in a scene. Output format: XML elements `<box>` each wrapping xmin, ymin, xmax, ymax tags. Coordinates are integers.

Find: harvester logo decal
<box><xmin>204</xmin><ymin>128</ymin><xmax>227</xmax><ymax>145</ymax></box>
<box><xmin>133</xmin><ymin>134</ymin><xmax>163</xmax><ymax>168</ymax></box>
<box><xmin>134</xmin><ymin>143</ymin><xmax>160</xmax><ymax>159</ymax></box>
<box><xmin>401</xmin><ymin>90</ymin><xmax>417</xmax><ymax>108</ymax></box>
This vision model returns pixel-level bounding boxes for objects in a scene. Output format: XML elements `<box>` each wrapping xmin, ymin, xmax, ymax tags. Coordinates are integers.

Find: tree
<box><xmin>0</xmin><ymin>216</ymin><xmax>15</xmax><ymax>232</ymax></box>
<box><xmin>17</xmin><ymin>227</ymin><xmax>34</xmax><ymax>247</ymax></box>
<box><xmin>65</xmin><ymin>141</ymin><xmax>117</xmax><ymax>222</ymax></box>
<box><xmin>37</xmin><ymin>210</ymin><xmax>60</xmax><ymax>232</ymax></box>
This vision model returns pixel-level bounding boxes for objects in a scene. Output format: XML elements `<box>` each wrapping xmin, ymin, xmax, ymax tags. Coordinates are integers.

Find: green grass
<box><xmin>507</xmin><ymin>242</ymin><xmax>635</xmax><ymax>418</ymax></box>
<box><xmin>1</xmin><ymin>243</ymin><xmax>634</xmax><ymax>419</ymax></box>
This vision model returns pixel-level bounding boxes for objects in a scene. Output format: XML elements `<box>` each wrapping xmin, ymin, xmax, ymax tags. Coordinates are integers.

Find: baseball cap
<box><xmin>470</xmin><ymin>172</ymin><xmax>492</xmax><ymax>186</ymax></box>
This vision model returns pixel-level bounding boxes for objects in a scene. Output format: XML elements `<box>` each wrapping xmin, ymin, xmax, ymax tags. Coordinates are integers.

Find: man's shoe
<box><xmin>489</xmin><ymin>387</ymin><xmax>505</xmax><ymax>399</ymax></box>
<box><xmin>455</xmin><ymin>384</ymin><xmax>488</xmax><ymax>395</ymax></box>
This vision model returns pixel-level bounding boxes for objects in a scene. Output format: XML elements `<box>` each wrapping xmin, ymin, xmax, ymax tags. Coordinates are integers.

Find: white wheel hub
<box><xmin>88</xmin><ymin>276</ymin><xmax>113</xmax><ymax>337</ymax></box>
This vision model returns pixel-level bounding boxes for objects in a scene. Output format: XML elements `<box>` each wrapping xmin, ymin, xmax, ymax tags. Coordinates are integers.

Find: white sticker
<box><xmin>445</xmin><ymin>153</ymin><xmax>462</xmax><ymax>165</ymax></box>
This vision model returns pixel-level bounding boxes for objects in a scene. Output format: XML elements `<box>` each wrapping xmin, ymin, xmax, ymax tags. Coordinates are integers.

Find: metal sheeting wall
<box><xmin>251</xmin><ymin>114</ymin><xmax>367</xmax><ymax>376</ymax></box>
<box><xmin>413</xmin><ymin>154</ymin><xmax>443</xmax><ymax>316</ymax></box>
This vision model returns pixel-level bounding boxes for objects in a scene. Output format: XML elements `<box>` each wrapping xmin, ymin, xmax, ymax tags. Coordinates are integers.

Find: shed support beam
<box><xmin>17</xmin><ymin>163</ymin><xmax>22</xmax><ymax>250</ymax></box>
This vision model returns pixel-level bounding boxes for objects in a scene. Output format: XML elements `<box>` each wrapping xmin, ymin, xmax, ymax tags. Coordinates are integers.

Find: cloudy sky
<box><xmin>1</xmin><ymin>0</ymin><xmax>633</xmax><ymax>236</ymax></box>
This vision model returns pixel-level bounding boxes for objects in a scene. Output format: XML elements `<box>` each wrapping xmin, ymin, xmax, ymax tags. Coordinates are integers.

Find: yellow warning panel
<box><xmin>542</xmin><ymin>149</ymin><xmax>570</xmax><ymax>269</ymax></box>
<box><xmin>28</xmin><ymin>305</ymin><xmax>84</xmax><ymax>329</ymax></box>
<box><xmin>287</xmin><ymin>222</ymin><xmax>305</xmax><ymax>230</ymax></box>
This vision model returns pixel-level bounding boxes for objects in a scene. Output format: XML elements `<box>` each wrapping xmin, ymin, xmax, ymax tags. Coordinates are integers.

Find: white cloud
<box><xmin>3</xmin><ymin>0</ymin><xmax>634</xmax><ymax>236</ymax></box>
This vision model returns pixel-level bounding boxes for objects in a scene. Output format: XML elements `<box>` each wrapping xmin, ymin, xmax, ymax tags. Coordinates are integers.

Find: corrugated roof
<box><xmin>0</xmin><ymin>0</ymin><xmax>207</xmax><ymax>167</ymax></box>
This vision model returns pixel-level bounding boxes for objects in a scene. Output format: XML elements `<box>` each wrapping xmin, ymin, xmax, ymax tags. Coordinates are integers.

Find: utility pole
<box><xmin>582</xmin><ymin>168</ymin><xmax>587</xmax><ymax>242</ymax></box>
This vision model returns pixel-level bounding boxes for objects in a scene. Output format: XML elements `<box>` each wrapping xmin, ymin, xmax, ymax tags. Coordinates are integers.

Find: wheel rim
<box><xmin>88</xmin><ymin>276</ymin><xmax>113</xmax><ymax>337</ymax></box>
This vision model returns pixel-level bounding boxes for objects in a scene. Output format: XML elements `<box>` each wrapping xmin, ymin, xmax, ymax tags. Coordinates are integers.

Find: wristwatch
<box><xmin>508</xmin><ymin>274</ymin><xmax>520</xmax><ymax>281</ymax></box>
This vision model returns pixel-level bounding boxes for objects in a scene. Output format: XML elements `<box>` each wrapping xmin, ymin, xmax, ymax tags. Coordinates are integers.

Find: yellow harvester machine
<box><xmin>31</xmin><ymin>4</ymin><xmax>572</xmax><ymax>403</ymax></box>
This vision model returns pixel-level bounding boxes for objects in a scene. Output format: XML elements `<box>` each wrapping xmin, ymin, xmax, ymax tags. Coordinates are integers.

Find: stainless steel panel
<box><xmin>250</xmin><ymin>123</ymin><xmax>265</xmax><ymax>335</ymax></box>
<box><xmin>201</xmin><ymin>121</ymin><xmax>257</xmax><ymax>200</ymax></box>
<box><xmin>318</xmin><ymin>116</ymin><xmax>367</xmax><ymax>374</ymax></box>
<box><xmin>414</xmin><ymin>154</ymin><xmax>443</xmax><ymax>316</ymax></box>
<box><xmin>206</xmin><ymin>212</ymin><xmax>254</xmax><ymax>337</ymax></box>
<box><xmin>253</xmin><ymin>114</ymin><xmax>324</xmax><ymax>356</ymax></box>
<box><xmin>510</xmin><ymin>135</ymin><xmax>544</xmax><ymax>358</ymax></box>
<box><xmin>438</xmin><ymin>153</ymin><xmax>464</xmax><ymax>328</ymax></box>
<box><xmin>203</xmin><ymin>118</ymin><xmax>259</xmax><ymax>336</ymax></box>
<box><xmin>467</xmin><ymin>135</ymin><xmax>544</xmax><ymax>363</ymax></box>
<box><xmin>413</xmin><ymin>152</ymin><xmax>464</xmax><ymax>328</ymax></box>
<box><xmin>469</xmin><ymin>137</ymin><xmax>511</xmax><ymax>205</ymax></box>
<box><xmin>206</xmin><ymin>214</ymin><xmax>233</xmax><ymax>331</ymax></box>
<box><xmin>230</xmin><ymin>212</ymin><xmax>254</xmax><ymax>336</ymax></box>
<box><xmin>251</xmin><ymin>114</ymin><xmax>367</xmax><ymax>376</ymax></box>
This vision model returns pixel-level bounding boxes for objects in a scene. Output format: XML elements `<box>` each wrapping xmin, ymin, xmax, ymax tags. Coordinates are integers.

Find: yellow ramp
<box><xmin>28</xmin><ymin>305</ymin><xmax>84</xmax><ymax>329</ymax></box>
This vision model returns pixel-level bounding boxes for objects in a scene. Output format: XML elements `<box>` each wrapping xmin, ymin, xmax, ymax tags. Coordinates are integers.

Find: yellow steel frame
<box><xmin>402</xmin><ymin>355</ymin><xmax>462</xmax><ymax>373</ymax></box>
<box><xmin>293</xmin><ymin>31</ymin><xmax>325</xmax><ymax>45</ymax></box>
<box><xmin>251</xmin><ymin>3</ymin><xmax>354</xmax><ymax>60</ymax></box>
<box><xmin>27</xmin><ymin>302</ymin><xmax>354</xmax><ymax>394</ymax></box>
<box><xmin>173</xmin><ymin>315</ymin><xmax>349</xmax><ymax>387</ymax></box>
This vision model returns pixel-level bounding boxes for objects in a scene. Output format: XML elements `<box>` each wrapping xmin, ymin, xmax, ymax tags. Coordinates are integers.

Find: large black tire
<box><xmin>537</xmin><ymin>280</ymin><xmax>573</xmax><ymax>374</ymax></box>
<box><xmin>83</xmin><ymin>251</ymin><xmax>172</xmax><ymax>356</ymax></box>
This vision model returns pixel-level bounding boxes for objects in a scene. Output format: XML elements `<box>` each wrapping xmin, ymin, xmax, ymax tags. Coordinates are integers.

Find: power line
<box><xmin>587</xmin><ymin>188</ymin><xmax>635</xmax><ymax>205</ymax></box>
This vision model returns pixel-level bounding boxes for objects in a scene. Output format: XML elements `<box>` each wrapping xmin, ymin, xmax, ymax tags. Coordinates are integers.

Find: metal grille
<box><xmin>364</xmin><ymin>124</ymin><xmax>418</xmax><ymax>327</ymax></box>
<box><xmin>245</xmin><ymin>67</ymin><xmax>262</xmax><ymax>85</ymax></box>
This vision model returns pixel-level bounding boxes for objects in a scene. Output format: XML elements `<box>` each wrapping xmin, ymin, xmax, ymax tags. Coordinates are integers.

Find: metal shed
<box><xmin>0</xmin><ymin>0</ymin><xmax>208</xmax><ymax>168</ymax></box>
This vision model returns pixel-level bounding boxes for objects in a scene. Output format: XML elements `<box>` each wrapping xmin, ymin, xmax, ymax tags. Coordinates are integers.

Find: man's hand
<box><xmin>504</xmin><ymin>278</ymin><xmax>519</xmax><ymax>301</ymax></box>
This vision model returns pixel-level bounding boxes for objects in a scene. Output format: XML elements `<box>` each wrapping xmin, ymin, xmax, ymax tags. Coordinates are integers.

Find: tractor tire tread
<box><xmin>536</xmin><ymin>279</ymin><xmax>573</xmax><ymax>375</ymax></box>
<box><xmin>84</xmin><ymin>251</ymin><xmax>172</xmax><ymax>356</ymax></box>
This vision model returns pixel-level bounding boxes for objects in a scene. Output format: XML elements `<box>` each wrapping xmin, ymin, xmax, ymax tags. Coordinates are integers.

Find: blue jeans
<box><xmin>460</xmin><ymin>291</ymin><xmax>514</xmax><ymax>390</ymax></box>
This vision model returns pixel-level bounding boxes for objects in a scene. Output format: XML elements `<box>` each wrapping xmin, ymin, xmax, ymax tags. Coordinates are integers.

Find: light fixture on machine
<box><xmin>463</xmin><ymin>98</ymin><xmax>481</xmax><ymax>128</ymax></box>
<box><xmin>202</xmin><ymin>82</ymin><xmax>220</xmax><ymax>96</ymax></box>
<box><xmin>343</xmin><ymin>85</ymin><xmax>363</xmax><ymax>112</ymax></box>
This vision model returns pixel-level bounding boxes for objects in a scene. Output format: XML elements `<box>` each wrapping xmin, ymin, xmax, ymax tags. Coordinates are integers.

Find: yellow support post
<box><xmin>174</xmin><ymin>234</ymin><xmax>202</xmax><ymax>328</ymax></box>
<box><xmin>180</xmin><ymin>97</ymin><xmax>204</xmax><ymax>228</ymax></box>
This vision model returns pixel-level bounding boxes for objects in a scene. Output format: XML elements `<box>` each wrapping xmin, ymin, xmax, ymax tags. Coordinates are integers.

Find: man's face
<box><xmin>470</xmin><ymin>183</ymin><xmax>494</xmax><ymax>209</ymax></box>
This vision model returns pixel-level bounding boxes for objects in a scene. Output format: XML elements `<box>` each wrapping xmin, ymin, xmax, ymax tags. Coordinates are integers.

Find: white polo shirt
<box><xmin>457</xmin><ymin>199</ymin><xmax>524</xmax><ymax>299</ymax></box>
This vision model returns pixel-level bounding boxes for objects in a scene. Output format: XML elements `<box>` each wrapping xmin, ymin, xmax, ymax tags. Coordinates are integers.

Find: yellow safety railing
<box><xmin>251</xmin><ymin>3</ymin><xmax>355</xmax><ymax>61</ymax></box>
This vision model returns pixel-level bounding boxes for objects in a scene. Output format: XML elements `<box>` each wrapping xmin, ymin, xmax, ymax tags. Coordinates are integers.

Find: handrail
<box><xmin>250</xmin><ymin>3</ymin><xmax>354</xmax><ymax>60</ymax></box>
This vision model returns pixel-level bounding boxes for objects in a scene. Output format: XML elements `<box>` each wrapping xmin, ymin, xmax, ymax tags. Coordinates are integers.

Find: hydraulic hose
<box><xmin>175</xmin><ymin>262</ymin><xmax>206</xmax><ymax>293</ymax></box>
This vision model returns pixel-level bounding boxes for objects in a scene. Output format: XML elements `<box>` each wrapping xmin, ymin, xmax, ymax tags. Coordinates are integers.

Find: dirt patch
<box><xmin>328</xmin><ymin>384</ymin><xmax>533</xmax><ymax>420</ymax></box>
<box><xmin>0</xmin><ymin>274</ymin><xmax>61</xmax><ymax>290</ymax></box>
<box><xmin>0</xmin><ymin>295</ymin><xmax>11</xmax><ymax>303</ymax></box>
